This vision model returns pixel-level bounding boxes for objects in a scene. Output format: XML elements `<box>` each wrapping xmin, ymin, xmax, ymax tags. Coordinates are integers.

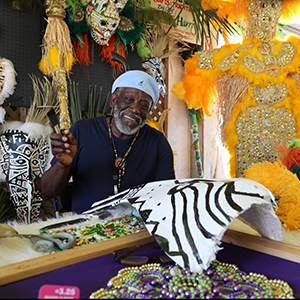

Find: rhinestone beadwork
<box><xmin>235</xmin><ymin>106</ymin><xmax>296</xmax><ymax>177</ymax></box>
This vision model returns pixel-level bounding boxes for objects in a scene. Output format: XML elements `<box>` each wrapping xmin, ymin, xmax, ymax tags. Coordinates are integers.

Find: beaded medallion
<box><xmin>252</xmin><ymin>84</ymin><xmax>287</xmax><ymax>105</ymax></box>
<box><xmin>89</xmin><ymin>260</ymin><xmax>294</xmax><ymax>299</ymax></box>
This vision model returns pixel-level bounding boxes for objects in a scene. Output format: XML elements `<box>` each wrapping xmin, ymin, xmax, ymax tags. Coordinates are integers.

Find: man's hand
<box><xmin>50</xmin><ymin>129</ymin><xmax>78</xmax><ymax>167</ymax></box>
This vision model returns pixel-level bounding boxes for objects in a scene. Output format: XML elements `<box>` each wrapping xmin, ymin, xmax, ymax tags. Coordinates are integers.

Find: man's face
<box><xmin>111</xmin><ymin>87</ymin><xmax>152</xmax><ymax>136</ymax></box>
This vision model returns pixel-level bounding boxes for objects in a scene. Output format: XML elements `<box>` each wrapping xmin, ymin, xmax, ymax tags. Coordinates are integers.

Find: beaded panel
<box><xmin>235</xmin><ymin>106</ymin><xmax>296</xmax><ymax>177</ymax></box>
<box><xmin>218</xmin><ymin>44</ymin><xmax>253</xmax><ymax>70</ymax></box>
<box><xmin>149</xmin><ymin>96</ymin><xmax>166</xmax><ymax>122</ymax></box>
<box><xmin>252</xmin><ymin>84</ymin><xmax>287</xmax><ymax>105</ymax></box>
<box><xmin>246</xmin><ymin>0</ymin><xmax>283</xmax><ymax>42</ymax></box>
<box><xmin>196</xmin><ymin>49</ymin><xmax>217</xmax><ymax>70</ymax></box>
<box><xmin>241</xmin><ymin>41</ymin><xmax>296</xmax><ymax>77</ymax></box>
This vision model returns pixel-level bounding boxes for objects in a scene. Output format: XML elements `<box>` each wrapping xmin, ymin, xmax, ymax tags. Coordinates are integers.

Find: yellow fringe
<box><xmin>244</xmin><ymin>161</ymin><xmax>300</xmax><ymax>230</ymax></box>
<box><xmin>39</xmin><ymin>16</ymin><xmax>75</xmax><ymax>76</ymax></box>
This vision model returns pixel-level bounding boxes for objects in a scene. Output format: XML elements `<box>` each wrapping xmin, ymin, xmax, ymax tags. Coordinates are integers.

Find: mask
<box><xmin>0</xmin><ymin>127</ymin><xmax>51</xmax><ymax>224</ymax></box>
<box><xmin>85</xmin><ymin>0</ymin><xmax>128</xmax><ymax>46</ymax></box>
<box><xmin>142</xmin><ymin>58</ymin><xmax>167</xmax><ymax>97</ymax></box>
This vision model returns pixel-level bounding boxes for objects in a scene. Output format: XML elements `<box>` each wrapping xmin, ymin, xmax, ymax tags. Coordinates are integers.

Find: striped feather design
<box><xmin>83</xmin><ymin>178</ymin><xmax>284</xmax><ymax>272</ymax></box>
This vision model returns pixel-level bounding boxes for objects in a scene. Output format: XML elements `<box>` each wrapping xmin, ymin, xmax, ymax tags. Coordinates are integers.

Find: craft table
<box><xmin>0</xmin><ymin>240</ymin><xmax>300</xmax><ymax>299</ymax></box>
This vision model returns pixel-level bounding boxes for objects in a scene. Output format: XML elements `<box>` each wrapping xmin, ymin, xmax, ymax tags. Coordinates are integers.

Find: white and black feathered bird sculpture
<box><xmin>83</xmin><ymin>178</ymin><xmax>284</xmax><ymax>272</ymax></box>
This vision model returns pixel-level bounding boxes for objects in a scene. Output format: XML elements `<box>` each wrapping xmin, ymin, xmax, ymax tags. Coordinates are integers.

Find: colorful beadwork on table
<box><xmin>40</xmin><ymin>214</ymin><xmax>146</xmax><ymax>248</ymax></box>
<box><xmin>89</xmin><ymin>260</ymin><xmax>294</xmax><ymax>299</ymax></box>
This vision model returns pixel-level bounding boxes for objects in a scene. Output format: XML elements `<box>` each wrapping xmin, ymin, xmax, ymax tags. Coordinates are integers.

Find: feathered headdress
<box><xmin>202</xmin><ymin>0</ymin><xmax>300</xmax><ymax>25</ymax></box>
<box><xmin>0</xmin><ymin>58</ymin><xmax>17</xmax><ymax>124</ymax></box>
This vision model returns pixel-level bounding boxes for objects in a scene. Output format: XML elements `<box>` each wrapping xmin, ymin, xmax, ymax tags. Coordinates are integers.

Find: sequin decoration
<box><xmin>218</xmin><ymin>43</ymin><xmax>253</xmax><ymax>70</ymax></box>
<box><xmin>235</xmin><ymin>106</ymin><xmax>296</xmax><ymax>177</ymax></box>
<box><xmin>242</xmin><ymin>55</ymin><xmax>265</xmax><ymax>74</ymax></box>
<box><xmin>242</xmin><ymin>41</ymin><xmax>296</xmax><ymax>77</ymax></box>
<box><xmin>278</xmin><ymin>42</ymin><xmax>296</xmax><ymax>67</ymax></box>
<box><xmin>246</xmin><ymin>0</ymin><xmax>283</xmax><ymax>42</ymax></box>
<box><xmin>252</xmin><ymin>84</ymin><xmax>287</xmax><ymax>105</ymax></box>
<box><xmin>89</xmin><ymin>260</ymin><xmax>294</xmax><ymax>299</ymax></box>
<box><xmin>56</xmin><ymin>69</ymin><xmax>71</xmax><ymax>129</ymax></box>
<box><xmin>196</xmin><ymin>49</ymin><xmax>217</xmax><ymax>70</ymax></box>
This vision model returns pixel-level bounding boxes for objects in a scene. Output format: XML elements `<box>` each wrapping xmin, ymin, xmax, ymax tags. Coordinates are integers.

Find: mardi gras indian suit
<box><xmin>172</xmin><ymin>0</ymin><xmax>300</xmax><ymax>178</ymax></box>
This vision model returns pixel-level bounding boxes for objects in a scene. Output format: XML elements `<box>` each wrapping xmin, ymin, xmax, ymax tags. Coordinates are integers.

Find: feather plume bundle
<box><xmin>201</xmin><ymin>0</ymin><xmax>300</xmax><ymax>26</ymax></box>
<box><xmin>244</xmin><ymin>161</ymin><xmax>300</xmax><ymax>230</ymax></box>
<box><xmin>39</xmin><ymin>17</ymin><xmax>76</xmax><ymax>76</ymax></box>
<box><xmin>277</xmin><ymin>139</ymin><xmax>300</xmax><ymax>179</ymax></box>
<box><xmin>0</xmin><ymin>58</ymin><xmax>17</xmax><ymax>102</ymax></box>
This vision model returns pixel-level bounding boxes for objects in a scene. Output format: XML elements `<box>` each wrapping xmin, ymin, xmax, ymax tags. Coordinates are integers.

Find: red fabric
<box><xmin>99</xmin><ymin>34</ymin><xmax>126</xmax><ymax>79</ymax></box>
<box><xmin>73</xmin><ymin>33</ymin><xmax>91</xmax><ymax>66</ymax></box>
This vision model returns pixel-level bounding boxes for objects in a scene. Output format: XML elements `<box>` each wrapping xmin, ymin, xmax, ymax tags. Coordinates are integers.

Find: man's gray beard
<box><xmin>113</xmin><ymin>104</ymin><xmax>149</xmax><ymax>135</ymax></box>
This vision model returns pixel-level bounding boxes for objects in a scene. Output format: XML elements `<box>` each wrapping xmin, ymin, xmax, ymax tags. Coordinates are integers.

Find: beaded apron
<box><xmin>235</xmin><ymin>83</ymin><xmax>297</xmax><ymax>177</ymax></box>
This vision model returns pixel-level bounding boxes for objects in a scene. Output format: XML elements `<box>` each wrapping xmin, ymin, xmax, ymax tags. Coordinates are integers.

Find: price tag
<box><xmin>38</xmin><ymin>284</ymin><xmax>80</xmax><ymax>299</ymax></box>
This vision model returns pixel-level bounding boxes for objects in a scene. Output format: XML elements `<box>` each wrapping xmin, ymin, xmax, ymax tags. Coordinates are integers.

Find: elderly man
<box><xmin>41</xmin><ymin>70</ymin><xmax>175</xmax><ymax>213</ymax></box>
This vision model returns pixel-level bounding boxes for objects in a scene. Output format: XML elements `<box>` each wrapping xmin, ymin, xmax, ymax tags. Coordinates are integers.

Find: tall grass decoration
<box><xmin>0</xmin><ymin>186</ymin><xmax>13</xmax><ymax>222</ymax></box>
<box><xmin>26</xmin><ymin>74</ymin><xmax>59</xmax><ymax>124</ymax></box>
<box><xmin>69</xmin><ymin>81</ymin><xmax>82</xmax><ymax>124</ymax></box>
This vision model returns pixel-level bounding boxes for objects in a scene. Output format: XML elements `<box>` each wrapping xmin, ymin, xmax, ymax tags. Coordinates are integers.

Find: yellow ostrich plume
<box><xmin>201</xmin><ymin>0</ymin><xmax>300</xmax><ymax>25</ymax></box>
<box><xmin>244</xmin><ymin>161</ymin><xmax>300</xmax><ymax>230</ymax></box>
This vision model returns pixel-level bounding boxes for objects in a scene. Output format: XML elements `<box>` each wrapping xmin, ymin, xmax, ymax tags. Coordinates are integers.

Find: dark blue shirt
<box><xmin>52</xmin><ymin>116</ymin><xmax>175</xmax><ymax>213</ymax></box>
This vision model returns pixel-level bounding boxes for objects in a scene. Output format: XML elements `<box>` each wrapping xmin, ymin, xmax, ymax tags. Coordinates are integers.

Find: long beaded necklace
<box><xmin>108</xmin><ymin>121</ymin><xmax>140</xmax><ymax>194</ymax></box>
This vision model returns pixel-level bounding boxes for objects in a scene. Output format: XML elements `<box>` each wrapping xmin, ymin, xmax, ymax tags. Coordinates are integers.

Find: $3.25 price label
<box><xmin>38</xmin><ymin>284</ymin><xmax>80</xmax><ymax>298</ymax></box>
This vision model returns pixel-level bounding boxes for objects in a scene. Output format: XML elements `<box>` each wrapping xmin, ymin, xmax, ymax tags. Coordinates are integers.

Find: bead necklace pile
<box><xmin>108</xmin><ymin>122</ymin><xmax>140</xmax><ymax>194</ymax></box>
<box><xmin>40</xmin><ymin>213</ymin><xmax>146</xmax><ymax>248</ymax></box>
<box><xmin>89</xmin><ymin>260</ymin><xmax>294</xmax><ymax>299</ymax></box>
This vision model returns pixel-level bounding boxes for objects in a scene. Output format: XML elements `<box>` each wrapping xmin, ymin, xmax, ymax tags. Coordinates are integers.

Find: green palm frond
<box><xmin>167</xmin><ymin>0</ymin><xmax>237</xmax><ymax>45</ymax></box>
<box><xmin>136</xmin><ymin>7</ymin><xmax>177</xmax><ymax>27</ymax></box>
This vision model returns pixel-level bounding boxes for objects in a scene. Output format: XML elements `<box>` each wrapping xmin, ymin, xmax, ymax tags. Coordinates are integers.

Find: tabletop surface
<box><xmin>0</xmin><ymin>241</ymin><xmax>299</xmax><ymax>299</ymax></box>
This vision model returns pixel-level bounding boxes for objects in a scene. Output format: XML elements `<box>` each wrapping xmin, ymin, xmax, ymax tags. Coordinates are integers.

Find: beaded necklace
<box><xmin>108</xmin><ymin>121</ymin><xmax>140</xmax><ymax>194</ymax></box>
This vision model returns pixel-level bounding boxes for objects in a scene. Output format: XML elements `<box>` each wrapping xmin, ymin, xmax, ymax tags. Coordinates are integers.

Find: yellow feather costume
<box><xmin>172</xmin><ymin>0</ymin><xmax>300</xmax><ymax>178</ymax></box>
